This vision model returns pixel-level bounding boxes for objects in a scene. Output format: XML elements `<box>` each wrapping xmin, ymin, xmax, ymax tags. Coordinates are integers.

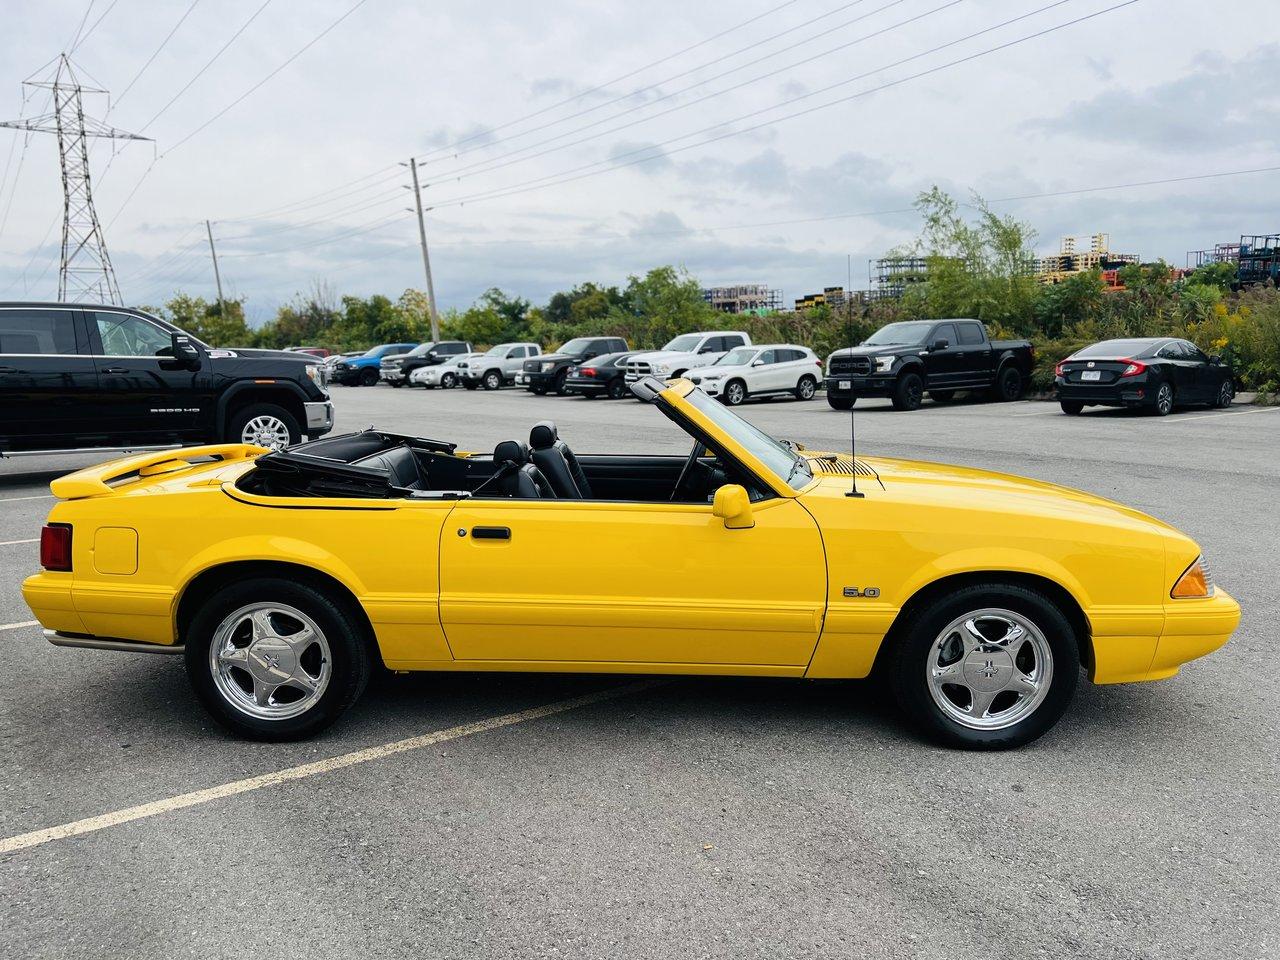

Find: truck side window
<box><xmin>722</xmin><ymin>335</ymin><xmax>745</xmax><ymax>349</ymax></box>
<box><xmin>93</xmin><ymin>312</ymin><xmax>172</xmax><ymax>357</ymax></box>
<box><xmin>958</xmin><ymin>323</ymin><xmax>983</xmax><ymax>345</ymax></box>
<box><xmin>0</xmin><ymin>309</ymin><xmax>77</xmax><ymax>355</ymax></box>
<box><xmin>933</xmin><ymin>323</ymin><xmax>958</xmax><ymax>347</ymax></box>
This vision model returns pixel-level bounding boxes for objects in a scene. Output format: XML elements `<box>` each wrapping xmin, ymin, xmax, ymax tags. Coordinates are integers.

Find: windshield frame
<box><xmin>864</xmin><ymin>321</ymin><xmax>933</xmax><ymax>347</ymax></box>
<box><xmin>672</xmin><ymin>386</ymin><xmax>811</xmax><ymax>494</ymax></box>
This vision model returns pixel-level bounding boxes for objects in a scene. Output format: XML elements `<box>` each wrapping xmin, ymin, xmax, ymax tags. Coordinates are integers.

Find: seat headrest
<box><xmin>493</xmin><ymin>440</ymin><xmax>530</xmax><ymax>466</ymax></box>
<box><xmin>529</xmin><ymin>421</ymin><xmax>558</xmax><ymax>450</ymax></box>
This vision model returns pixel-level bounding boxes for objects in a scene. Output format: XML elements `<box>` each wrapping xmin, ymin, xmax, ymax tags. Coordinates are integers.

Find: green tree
<box><xmin>610</xmin><ymin>265</ymin><xmax>717</xmax><ymax>346</ymax></box>
<box><xmin>140</xmin><ymin>292</ymin><xmax>252</xmax><ymax>346</ymax></box>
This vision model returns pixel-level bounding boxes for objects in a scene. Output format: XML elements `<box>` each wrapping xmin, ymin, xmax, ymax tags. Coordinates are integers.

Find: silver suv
<box><xmin>458</xmin><ymin>342</ymin><xmax>542</xmax><ymax>390</ymax></box>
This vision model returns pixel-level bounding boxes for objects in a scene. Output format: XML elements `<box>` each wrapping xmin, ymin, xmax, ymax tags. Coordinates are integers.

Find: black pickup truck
<box><xmin>824</xmin><ymin>319</ymin><xmax>1034</xmax><ymax>411</ymax></box>
<box><xmin>0</xmin><ymin>302</ymin><xmax>333</xmax><ymax>457</ymax></box>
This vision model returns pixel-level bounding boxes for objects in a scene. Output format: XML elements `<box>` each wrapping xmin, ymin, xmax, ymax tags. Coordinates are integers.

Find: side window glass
<box><xmin>723</xmin><ymin>335</ymin><xmax>745</xmax><ymax>349</ymax></box>
<box><xmin>93</xmin><ymin>312</ymin><xmax>172</xmax><ymax>357</ymax></box>
<box><xmin>757</xmin><ymin>350</ymin><xmax>777</xmax><ymax>364</ymax></box>
<box><xmin>0</xmin><ymin>309</ymin><xmax>77</xmax><ymax>354</ymax></box>
<box><xmin>933</xmin><ymin>323</ymin><xmax>957</xmax><ymax>346</ymax></box>
<box><xmin>958</xmin><ymin>323</ymin><xmax>983</xmax><ymax>345</ymax></box>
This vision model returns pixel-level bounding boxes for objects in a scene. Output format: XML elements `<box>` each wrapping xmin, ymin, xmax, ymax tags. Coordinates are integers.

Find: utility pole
<box><xmin>205</xmin><ymin>219</ymin><xmax>225</xmax><ymax>315</ymax></box>
<box><xmin>0</xmin><ymin>55</ymin><xmax>150</xmax><ymax>303</ymax></box>
<box><xmin>405</xmin><ymin>157</ymin><xmax>440</xmax><ymax>340</ymax></box>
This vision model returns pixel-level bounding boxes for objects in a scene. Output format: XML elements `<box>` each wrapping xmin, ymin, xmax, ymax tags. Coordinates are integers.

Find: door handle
<box><xmin>471</xmin><ymin>526</ymin><xmax>511</xmax><ymax>540</ymax></box>
<box><xmin>102</xmin><ymin>366</ymin><xmax>129</xmax><ymax>374</ymax></box>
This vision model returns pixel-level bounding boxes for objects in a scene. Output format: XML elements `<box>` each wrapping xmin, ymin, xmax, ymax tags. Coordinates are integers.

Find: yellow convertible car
<box><xmin>22</xmin><ymin>376</ymin><xmax>1238</xmax><ymax>749</ymax></box>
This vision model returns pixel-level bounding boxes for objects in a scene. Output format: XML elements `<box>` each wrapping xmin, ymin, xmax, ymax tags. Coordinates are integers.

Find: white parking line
<box><xmin>0</xmin><ymin>620</ymin><xmax>38</xmax><ymax>632</ymax></box>
<box><xmin>0</xmin><ymin>538</ymin><xmax>37</xmax><ymax>546</ymax></box>
<box><xmin>0</xmin><ymin>494</ymin><xmax>53</xmax><ymax>502</ymax></box>
<box><xmin>0</xmin><ymin>679</ymin><xmax>658</xmax><ymax>856</ymax></box>
<box><xmin>1159</xmin><ymin>406</ymin><xmax>1280</xmax><ymax>424</ymax></box>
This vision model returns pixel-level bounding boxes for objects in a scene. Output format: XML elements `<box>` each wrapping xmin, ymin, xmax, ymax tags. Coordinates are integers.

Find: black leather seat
<box><xmin>354</xmin><ymin>444</ymin><xmax>424</xmax><ymax>489</ymax></box>
<box><xmin>490</xmin><ymin>440</ymin><xmax>554</xmax><ymax>498</ymax></box>
<box><xmin>528</xmin><ymin>421</ymin><xmax>592</xmax><ymax>499</ymax></box>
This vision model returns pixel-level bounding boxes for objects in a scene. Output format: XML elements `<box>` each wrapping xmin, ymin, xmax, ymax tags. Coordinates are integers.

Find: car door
<box><xmin>87</xmin><ymin>309</ymin><xmax>216</xmax><ymax>442</ymax></box>
<box><xmin>954</xmin><ymin>322</ymin><xmax>989</xmax><ymax>386</ymax></box>
<box><xmin>0</xmin><ymin>306</ymin><xmax>100</xmax><ymax>450</ymax></box>
<box><xmin>1177</xmin><ymin>340</ymin><xmax>1212</xmax><ymax>402</ymax></box>
<box><xmin>1153</xmin><ymin>341</ymin><xmax>1194</xmax><ymax>401</ymax></box>
<box><xmin>922</xmin><ymin>322</ymin><xmax>961</xmax><ymax>387</ymax></box>
<box><xmin>437</xmin><ymin>496</ymin><xmax>827</xmax><ymax>667</ymax></box>
<box><xmin>751</xmin><ymin>349</ymin><xmax>782</xmax><ymax>392</ymax></box>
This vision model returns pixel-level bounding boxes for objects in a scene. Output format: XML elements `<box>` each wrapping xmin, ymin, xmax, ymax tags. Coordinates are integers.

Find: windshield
<box><xmin>559</xmin><ymin>338</ymin><xmax>594</xmax><ymax>354</ymax></box>
<box><xmin>716</xmin><ymin>347</ymin><xmax>758</xmax><ymax>366</ymax></box>
<box><xmin>683</xmin><ymin>389</ymin><xmax>809</xmax><ymax>491</ymax></box>
<box><xmin>663</xmin><ymin>334</ymin><xmax>703</xmax><ymax>352</ymax></box>
<box><xmin>864</xmin><ymin>322</ymin><xmax>933</xmax><ymax>346</ymax></box>
<box><xmin>482</xmin><ymin>344</ymin><xmax>507</xmax><ymax>356</ymax></box>
<box><xmin>404</xmin><ymin>342</ymin><xmax>434</xmax><ymax>357</ymax></box>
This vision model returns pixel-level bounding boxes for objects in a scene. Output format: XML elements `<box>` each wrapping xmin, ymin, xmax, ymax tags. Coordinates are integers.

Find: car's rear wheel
<box><xmin>723</xmin><ymin>379</ymin><xmax>747</xmax><ymax>406</ymax></box>
<box><xmin>607</xmin><ymin>377</ymin><xmax>627</xmax><ymax>400</ymax></box>
<box><xmin>531</xmin><ymin>385</ymin><xmax>547</xmax><ymax>396</ymax></box>
<box><xmin>389</xmin><ymin>380</ymin><xmax>403</xmax><ymax>388</ymax></box>
<box><xmin>827</xmin><ymin>395</ymin><xmax>855</xmax><ymax>411</ymax></box>
<box><xmin>1152</xmin><ymin>381</ymin><xmax>1175</xmax><ymax>416</ymax></box>
<box><xmin>794</xmin><ymin>375</ymin><xmax>817</xmax><ymax>401</ymax></box>
<box><xmin>892</xmin><ymin>372</ymin><xmax>924</xmax><ymax>411</ymax></box>
<box><xmin>930</xmin><ymin>390</ymin><xmax>955</xmax><ymax>403</ymax></box>
<box><xmin>228</xmin><ymin>403</ymin><xmax>300</xmax><ymax>451</ymax></box>
<box><xmin>483</xmin><ymin>370</ymin><xmax>503</xmax><ymax>390</ymax></box>
<box><xmin>184</xmin><ymin>578</ymin><xmax>373</xmax><ymax>741</ymax></box>
<box><xmin>1214</xmin><ymin>379</ymin><xmax>1234</xmax><ymax>408</ymax></box>
<box><xmin>886</xmin><ymin>583</ymin><xmax>1079</xmax><ymax>750</ymax></box>
<box><xmin>992</xmin><ymin>365</ymin><xmax>1023</xmax><ymax>402</ymax></box>
<box><xmin>1059</xmin><ymin>400</ymin><xmax>1084</xmax><ymax>415</ymax></box>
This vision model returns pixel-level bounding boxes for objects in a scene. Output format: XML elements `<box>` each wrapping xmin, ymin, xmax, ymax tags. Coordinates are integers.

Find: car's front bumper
<box><xmin>517</xmin><ymin>371</ymin><xmax>559</xmax><ymax>389</ymax></box>
<box><xmin>825</xmin><ymin>375</ymin><xmax>895</xmax><ymax>399</ymax></box>
<box><xmin>1089</xmin><ymin>588</ymin><xmax>1240</xmax><ymax>684</ymax></box>
<box><xmin>689</xmin><ymin>378</ymin><xmax>724</xmax><ymax>396</ymax></box>
<box><xmin>303</xmin><ymin>400</ymin><xmax>334</xmax><ymax>437</ymax></box>
<box><xmin>379</xmin><ymin>368</ymin><xmax>405</xmax><ymax>382</ymax></box>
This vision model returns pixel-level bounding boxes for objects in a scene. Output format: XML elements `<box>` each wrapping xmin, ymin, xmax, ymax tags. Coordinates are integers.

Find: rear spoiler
<box><xmin>50</xmin><ymin>444</ymin><xmax>267</xmax><ymax>500</ymax></box>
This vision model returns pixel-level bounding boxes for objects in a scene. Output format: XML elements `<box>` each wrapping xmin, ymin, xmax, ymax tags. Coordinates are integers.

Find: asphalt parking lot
<box><xmin>1</xmin><ymin>385</ymin><xmax>1277</xmax><ymax>959</ymax></box>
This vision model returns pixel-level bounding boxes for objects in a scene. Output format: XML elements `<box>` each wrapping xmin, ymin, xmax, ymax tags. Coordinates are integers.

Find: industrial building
<box><xmin>794</xmin><ymin>286</ymin><xmax>851</xmax><ymax>311</ymax></box>
<box><xmin>701</xmin><ymin>284</ymin><xmax>782</xmax><ymax>315</ymax></box>
<box><xmin>1187</xmin><ymin>234</ymin><xmax>1280</xmax><ymax>287</ymax></box>
<box><xmin>1036</xmin><ymin>234</ymin><xmax>1138</xmax><ymax>288</ymax></box>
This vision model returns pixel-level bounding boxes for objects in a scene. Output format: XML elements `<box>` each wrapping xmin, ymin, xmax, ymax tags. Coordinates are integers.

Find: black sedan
<box><xmin>1055</xmin><ymin>337</ymin><xmax>1234</xmax><ymax>416</ymax></box>
<box><xmin>563</xmin><ymin>352</ymin><xmax>631</xmax><ymax>399</ymax></box>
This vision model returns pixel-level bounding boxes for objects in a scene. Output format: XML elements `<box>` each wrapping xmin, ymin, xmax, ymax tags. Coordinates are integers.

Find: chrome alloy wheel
<box><xmin>209</xmin><ymin>603</ymin><xmax>332</xmax><ymax>720</ymax></box>
<box><xmin>1155</xmin><ymin>382</ymin><xmax>1174</xmax><ymax>416</ymax></box>
<box><xmin>1218</xmin><ymin>380</ymin><xmax>1234</xmax><ymax>407</ymax></box>
<box><xmin>240</xmin><ymin>414</ymin><xmax>291</xmax><ymax>450</ymax></box>
<box><xmin>925</xmin><ymin>608</ymin><xmax>1053</xmax><ymax>731</ymax></box>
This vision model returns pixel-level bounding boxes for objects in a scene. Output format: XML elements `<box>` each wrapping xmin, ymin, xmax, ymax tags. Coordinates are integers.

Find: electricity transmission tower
<box><xmin>0</xmin><ymin>55</ymin><xmax>150</xmax><ymax>304</ymax></box>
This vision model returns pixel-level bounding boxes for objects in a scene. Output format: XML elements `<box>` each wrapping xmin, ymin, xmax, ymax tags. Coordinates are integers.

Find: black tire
<box><xmin>607</xmin><ymin>377</ymin><xmax>627</xmax><ymax>400</ymax></box>
<box><xmin>886</xmin><ymin>582</ymin><xmax>1080</xmax><ymax>750</ymax></box>
<box><xmin>360</xmin><ymin>368</ymin><xmax>379</xmax><ymax>386</ymax></box>
<box><xmin>794</xmin><ymin>375</ymin><xmax>818</xmax><ymax>401</ymax></box>
<box><xmin>440</xmin><ymin>372</ymin><xmax>457</xmax><ymax>389</ymax></box>
<box><xmin>1214</xmin><ymin>378</ymin><xmax>1234</xmax><ymax>409</ymax></box>
<box><xmin>531</xmin><ymin>386</ymin><xmax>547</xmax><ymax>396</ymax></box>
<box><xmin>552</xmin><ymin>370</ymin><xmax>569</xmax><ymax>396</ymax></box>
<box><xmin>579</xmin><ymin>391</ymin><xmax>595</xmax><ymax>400</ymax></box>
<box><xmin>992</xmin><ymin>365</ymin><xmax>1022</xmax><ymax>402</ymax></box>
<box><xmin>827</xmin><ymin>395</ymin><xmax>855</xmax><ymax>411</ymax></box>
<box><xmin>723</xmin><ymin>379</ymin><xmax>747</xmax><ymax>406</ymax></box>
<box><xmin>930</xmin><ymin>390</ymin><xmax>955</xmax><ymax>403</ymax></box>
<box><xmin>1059</xmin><ymin>400</ymin><xmax>1084</xmax><ymax>416</ymax></box>
<box><xmin>389</xmin><ymin>380</ymin><xmax>403</xmax><ymax>388</ymax></box>
<box><xmin>462</xmin><ymin>381</ymin><xmax>479</xmax><ymax>391</ymax></box>
<box><xmin>226</xmin><ymin>402</ymin><xmax>301</xmax><ymax>450</ymax></box>
<box><xmin>1151</xmin><ymin>381</ymin><xmax>1175</xmax><ymax>416</ymax></box>
<box><xmin>184</xmin><ymin>577</ymin><xmax>373</xmax><ymax>742</ymax></box>
<box><xmin>892</xmin><ymin>371</ymin><xmax>924</xmax><ymax>411</ymax></box>
<box><xmin>482</xmin><ymin>369</ymin><xmax>503</xmax><ymax>391</ymax></box>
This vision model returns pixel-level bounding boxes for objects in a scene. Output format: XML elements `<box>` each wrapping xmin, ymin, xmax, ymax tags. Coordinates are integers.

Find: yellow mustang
<box><xmin>22</xmin><ymin>376</ymin><xmax>1238</xmax><ymax>749</ymax></box>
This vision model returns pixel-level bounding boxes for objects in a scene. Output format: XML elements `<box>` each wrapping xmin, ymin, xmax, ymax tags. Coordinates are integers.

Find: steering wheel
<box><xmin>670</xmin><ymin>440</ymin><xmax>706</xmax><ymax>502</ymax></box>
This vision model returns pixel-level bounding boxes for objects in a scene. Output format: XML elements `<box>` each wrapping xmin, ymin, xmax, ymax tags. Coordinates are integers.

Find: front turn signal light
<box><xmin>1171</xmin><ymin>556</ymin><xmax>1214</xmax><ymax>599</ymax></box>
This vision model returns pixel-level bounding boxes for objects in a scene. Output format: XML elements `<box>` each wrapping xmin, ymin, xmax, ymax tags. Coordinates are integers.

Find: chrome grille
<box><xmin>625</xmin><ymin>360</ymin><xmax>653</xmax><ymax>377</ymax></box>
<box><xmin>829</xmin><ymin>355</ymin><xmax>873</xmax><ymax>376</ymax></box>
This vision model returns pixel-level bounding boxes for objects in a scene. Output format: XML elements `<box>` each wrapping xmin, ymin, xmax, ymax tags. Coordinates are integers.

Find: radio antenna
<box><xmin>845</xmin><ymin>296</ymin><xmax>864</xmax><ymax>499</ymax></box>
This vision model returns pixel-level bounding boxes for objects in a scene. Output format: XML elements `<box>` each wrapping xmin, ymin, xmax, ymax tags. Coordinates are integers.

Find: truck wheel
<box><xmin>553</xmin><ymin>370</ymin><xmax>569</xmax><ymax>395</ymax></box>
<box><xmin>794</xmin><ymin>376</ymin><xmax>817</xmax><ymax>401</ymax></box>
<box><xmin>827</xmin><ymin>395</ymin><xmax>855</xmax><ymax>411</ymax></box>
<box><xmin>462</xmin><ymin>380</ymin><xmax>478</xmax><ymax>391</ymax></box>
<box><xmin>892</xmin><ymin>372</ymin><xmax>924</xmax><ymax>411</ymax></box>
<box><xmin>991</xmin><ymin>365</ymin><xmax>1023</xmax><ymax>402</ymax></box>
<box><xmin>1059</xmin><ymin>400</ymin><xmax>1084</xmax><ymax>415</ymax></box>
<box><xmin>930</xmin><ymin>390</ymin><xmax>955</xmax><ymax>403</ymax></box>
<box><xmin>885</xmin><ymin>582</ymin><xmax>1079</xmax><ymax>750</ymax></box>
<box><xmin>360</xmin><ymin>368</ymin><xmax>379</xmax><ymax>386</ymax></box>
<box><xmin>482</xmin><ymin>370</ymin><xmax>503</xmax><ymax>391</ymax></box>
<box><xmin>227</xmin><ymin>403</ymin><xmax>300</xmax><ymax>451</ymax></box>
<box><xmin>184</xmin><ymin>577</ymin><xmax>373</xmax><ymax>742</ymax></box>
<box><xmin>531</xmin><ymin>385</ymin><xmax>547</xmax><ymax>396</ymax></box>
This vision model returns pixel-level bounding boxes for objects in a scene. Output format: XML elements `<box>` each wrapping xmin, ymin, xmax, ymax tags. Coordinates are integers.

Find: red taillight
<box><xmin>40</xmin><ymin>524</ymin><xmax>72</xmax><ymax>571</ymax></box>
<box><xmin>580</xmin><ymin>367</ymin><xmax>597</xmax><ymax>378</ymax></box>
<box><xmin>1119</xmin><ymin>358</ymin><xmax>1146</xmax><ymax>378</ymax></box>
<box><xmin>1055</xmin><ymin>360</ymin><xmax>1068</xmax><ymax>377</ymax></box>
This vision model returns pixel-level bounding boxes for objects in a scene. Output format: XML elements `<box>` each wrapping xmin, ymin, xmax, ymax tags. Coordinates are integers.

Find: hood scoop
<box><xmin>809</xmin><ymin>454</ymin><xmax>877</xmax><ymax>478</ymax></box>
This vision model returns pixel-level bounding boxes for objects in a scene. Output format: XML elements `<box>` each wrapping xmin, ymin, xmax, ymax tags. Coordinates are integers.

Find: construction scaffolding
<box><xmin>1238</xmin><ymin>234</ymin><xmax>1280</xmax><ymax>286</ymax></box>
<box><xmin>1036</xmin><ymin>234</ymin><xmax>1138</xmax><ymax>285</ymax></box>
<box><xmin>701</xmin><ymin>284</ymin><xmax>782</xmax><ymax>314</ymax></box>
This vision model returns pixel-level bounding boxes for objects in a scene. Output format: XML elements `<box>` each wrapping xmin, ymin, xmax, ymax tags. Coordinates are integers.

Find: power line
<box><xmin>69</xmin><ymin>0</ymin><xmax>121</xmax><ymax>53</ymax></box>
<box><xmin>426</xmin><ymin>0</ymin><xmax>1126</xmax><ymax>211</ymax></box>
<box><xmin>65</xmin><ymin>1</ymin><xmax>97</xmax><ymax>53</ymax></box>
<box><xmin>424</xmin><ymin>0</ymin><xmax>940</xmax><ymax>187</ymax></box>
<box><xmin>112</xmin><ymin>0</ymin><xmax>203</xmax><ymax>109</ymax></box>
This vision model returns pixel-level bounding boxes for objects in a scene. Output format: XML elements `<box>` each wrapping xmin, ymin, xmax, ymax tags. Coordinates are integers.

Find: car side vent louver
<box><xmin>814</xmin><ymin>455</ymin><xmax>875</xmax><ymax>478</ymax></box>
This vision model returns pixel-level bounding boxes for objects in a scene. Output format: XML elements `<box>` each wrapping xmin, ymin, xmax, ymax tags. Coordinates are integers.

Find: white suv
<box><xmin>623</xmin><ymin>331</ymin><xmax>751</xmax><ymax>384</ymax></box>
<box><xmin>458</xmin><ymin>342</ymin><xmax>542</xmax><ymax>390</ymax></box>
<box><xmin>687</xmin><ymin>344</ymin><xmax>823</xmax><ymax>405</ymax></box>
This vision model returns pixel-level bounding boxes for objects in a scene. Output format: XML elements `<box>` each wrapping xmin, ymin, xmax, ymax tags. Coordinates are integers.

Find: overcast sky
<box><xmin>0</xmin><ymin>0</ymin><xmax>1275</xmax><ymax>323</ymax></box>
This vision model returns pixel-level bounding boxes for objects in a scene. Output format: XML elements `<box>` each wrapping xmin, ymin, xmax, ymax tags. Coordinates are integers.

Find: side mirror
<box><xmin>751</xmin><ymin>359</ymin><xmax>765</xmax><ymax>367</ymax></box>
<box><xmin>930</xmin><ymin>338</ymin><xmax>949</xmax><ymax>351</ymax></box>
<box><xmin>699</xmin><ymin>346</ymin><xmax>715</xmax><ymax>354</ymax></box>
<box><xmin>712</xmin><ymin>484</ymin><xmax>754</xmax><ymax>529</ymax></box>
<box><xmin>1209</xmin><ymin>354</ymin><xmax>1222</xmax><ymax>365</ymax></box>
<box><xmin>171</xmin><ymin>332</ymin><xmax>201</xmax><ymax>366</ymax></box>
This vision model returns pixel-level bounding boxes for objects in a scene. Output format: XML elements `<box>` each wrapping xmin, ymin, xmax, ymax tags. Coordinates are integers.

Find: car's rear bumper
<box><xmin>825</xmin><ymin>375</ymin><xmax>895</xmax><ymax>399</ymax></box>
<box><xmin>564</xmin><ymin>378</ymin><xmax>609</xmax><ymax>395</ymax></box>
<box><xmin>23</xmin><ymin>572</ymin><xmax>177</xmax><ymax>646</ymax></box>
<box><xmin>1056</xmin><ymin>380</ymin><xmax>1148</xmax><ymax>406</ymax></box>
<box><xmin>1089</xmin><ymin>588</ymin><xmax>1240</xmax><ymax>684</ymax></box>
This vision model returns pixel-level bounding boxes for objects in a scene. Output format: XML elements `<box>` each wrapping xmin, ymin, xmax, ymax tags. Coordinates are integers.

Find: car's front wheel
<box><xmin>482</xmin><ymin>370</ymin><xmax>503</xmax><ymax>390</ymax></box>
<box><xmin>184</xmin><ymin>578</ymin><xmax>373</xmax><ymax>741</ymax></box>
<box><xmin>827</xmin><ymin>395</ymin><xmax>855</xmax><ymax>411</ymax></box>
<box><xmin>360</xmin><ymin>369</ymin><xmax>379</xmax><ymax>386</ymax></box>
<box><xmin>892</xmin><ymin>372</ymin><xmax>924</xmax><ymax>411</ymax></box>
<box><xmin>440</xmin><ymin>372</ymin><xmax>457</xmax><ymax>389</ymax></box>
<box><xmin>886</xmin><ymin>583</ymin><xmax>1079</xmax><ymax>750</ymax></box>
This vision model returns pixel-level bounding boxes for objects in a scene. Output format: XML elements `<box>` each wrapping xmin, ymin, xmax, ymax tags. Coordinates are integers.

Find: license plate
<box><xmin>1081</xmin><ymin>370</ymin><xmax>1101</xmax><ymax>381</ymax></box>
<box><xmin>838</xmin><ymin>380</ymin><xmax>851</xmax><ymax>390</ymax></box>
